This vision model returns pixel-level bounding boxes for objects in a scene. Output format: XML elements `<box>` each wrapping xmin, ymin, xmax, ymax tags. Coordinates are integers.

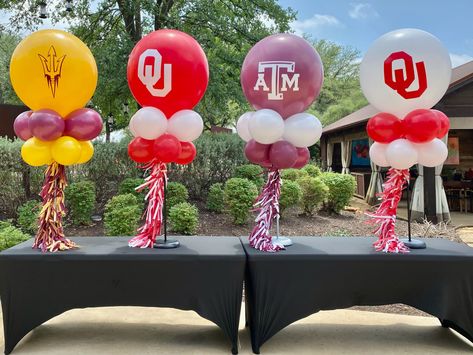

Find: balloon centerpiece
<box><xmin>360</xmin><ymin>29</ymin><xmax>452</xmax><ymax>253</ymax></box>
<box><xmin>126</xmin><ymin>29</ymin><xmax>208</xmax><ymax>248</ymax></box>
<box><xmin>238</xmin><ymin>34</ymin><xmax>324</xmax><ymax>252</ymax></box>
<box><xmin>10</xmin><ymin>29</ymin><xmax>101</xmax><ymax>252</ymax></box>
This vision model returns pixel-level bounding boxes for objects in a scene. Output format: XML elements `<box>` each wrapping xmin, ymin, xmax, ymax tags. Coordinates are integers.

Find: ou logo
<box><xmin>138</xmin><ymin>49</ymin><xmax>172</xmax><ymax>97</ymax></box>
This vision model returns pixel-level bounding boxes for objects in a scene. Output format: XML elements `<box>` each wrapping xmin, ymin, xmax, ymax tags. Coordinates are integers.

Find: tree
<box><xmin>0</xmin><ymin>32</ymin><xmax>21</xmax><ymax>105</ymax></box>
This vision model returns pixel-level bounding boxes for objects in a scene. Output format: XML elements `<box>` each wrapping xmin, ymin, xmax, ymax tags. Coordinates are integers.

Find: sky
<box><xmin>278</xmin><ymin>0</ymin><xmax>473</xmax><ymax>67</ymax></box>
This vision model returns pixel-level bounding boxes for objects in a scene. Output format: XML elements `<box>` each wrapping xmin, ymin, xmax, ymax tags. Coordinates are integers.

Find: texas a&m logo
<box><xmin>253</xmin><ymin>61</ymin><xmax>300</xmax><ymax>100</ymax></box>
<box><xmin>383</xmin><ymin>51</ymin><xmax>427</xmax><ymax>99</ymax></box>
<box><xmin>138</xmin><ymin>49</ymin><xmax>172</xmax><ymax>97</ymax></box>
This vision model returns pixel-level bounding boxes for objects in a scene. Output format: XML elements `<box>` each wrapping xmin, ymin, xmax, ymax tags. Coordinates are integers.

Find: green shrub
<box><xmin>16</xmin><ymin>200</ymin><xmax>41</xmax><ymax>235</ymax></box>
<box><xmin>297</xmin><ymin>176</ymin><xmax>329</xmax><ymax>215</ymax></box>
<box><xmin>169</xmin><ymin>202</ymin><xmax>199</xmax><ymax>235</ymax></box>
<box><xmin>281</xmin><ymin>168</ymin><xmax>308</xmax><ymax>181</ymax></box>
<box><xmin>104</xmin><ymin>194</ymin><xmax>141</xmax><ymax>236</ymax></box>
<box><xmin>320</xmin><ymin>172</ymin><xmax>356</xmax><ymax>213</ymax></box>
<box><xmin>118</xmin><ymin>177</ymin><xmax>145</xmax><ymax>199</ymax></box>
<box><xmin>224</xmin><ymin>178</ymin><xmax>258</xmax><ymax>225</ymax></box>
<box><xmin>0</xmin><ymin>220</ymin><xmax>30</xmax><ymax>251</ymax></box>
<box><xmin>65</xmin><ymin>180</ymin><xmax>96</xmax><ymax>226</ymax></box>
<box><xmin>206</xmin><ymin>183</ymin><xmax>224</xmax><ymax>213</ymax></box>
<box><xmin>279</xmin><ymin>180</ymin><xmax>302</xmax><ymax>214</ymax></box>
<box><xmin>166</xmin><ymin>182</ymin><xmax>189</xmax><ymax>214</ymax></box>
<box><xmin>302</xmin><ymin>164</ymin><xmax>322</xmax><ymax>177</ymax></box>
<box><xmin>234</xmin><ymin>164</ymin><xmax>264</xmax><ymax>189</ymax></box>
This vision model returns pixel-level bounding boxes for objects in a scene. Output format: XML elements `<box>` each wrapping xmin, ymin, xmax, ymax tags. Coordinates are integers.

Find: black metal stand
<box><xmin>400</xmin><ymin>178</ymin><xmax>426</xmax><ymax>249</ymax></box>
<box><xmin>154</xmin><ymin>174</ymin><xmax>180</xmax><ymax>249</ymax></box>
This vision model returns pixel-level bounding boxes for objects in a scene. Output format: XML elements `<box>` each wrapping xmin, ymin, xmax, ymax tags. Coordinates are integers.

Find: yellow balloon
<box><xmin>76</xmin><ymin>141</ymin><xmax>94</xmax><ymax>164</ymax></box>
<box><xmin>10</xmin><ymin>29</ymin><xmax>97</xmax><ymax>117</ymax></box>
<box><xmin>21</xmin><ymin>137</ymin><xmax>53</xmax><ymax>166</ymax></box>
<box><xmin>51</xmin><ymin>136</ymin><xmax>82</xmax><ymax>166</ymax></box>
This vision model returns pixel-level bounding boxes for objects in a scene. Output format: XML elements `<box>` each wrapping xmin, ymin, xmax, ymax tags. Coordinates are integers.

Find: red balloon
<box><xmin>431</xmin><ymin>109</ymin><xmax>450</xmax><ymax>138</ymax></box>
<box><xmin>403</xmin><ymin>109</ymin><xmax>440</xmax><ymax>143</ymax></box>
<box><xmin>366</xmin><ymin>112</ymin><xmax>404</xmax><ymax>143</ymax></box>
<box><xmin>154</xmin><ymin>134</ymin><xmax>181</xmax><ymax>163</ymax></box>
<box><xmin>128</xmin><ymin>137</ymin><xmax>155</xmax><ymax>163</ymax></box>
<box><xmin>127</xmin><ymin>29</ymin><xmax>209</xmax><ymax>118</ymax></box>
<box><xmin>175</xmin><ymin>141</ymin><xmax>196</xmax><ymax>165</ymax></box>
<box><xmin>244</xmin><ymin>139</ymin><xmax>270</xmax><ymax>165</ymax></box>
<box><xmin>269</xmin><ymin>141</ymin><xmax>298</xmax><ymax>169</ymax></box>
<box><xmin>292</xmin><ymin>147</ymin><xmax>310</xmax><ymax>169</ymax></box>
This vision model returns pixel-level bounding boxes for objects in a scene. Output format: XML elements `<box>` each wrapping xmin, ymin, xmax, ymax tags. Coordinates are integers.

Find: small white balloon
<box><xmin>386</xmin><ymin>139</ymin><xmax>418</xmax><ymax>169</ymax></box>
<box><xmin>167</xmin><ymin>109</ymin><xmax>204</xmax><ymax>142</ymax></box>
<box><xmin>236</xmin><ymin>112</ymin><xmax>253</xmax><ymax>142</ymax></box>
<box><xmin>369</xmin><ymin>142</ymin><xmax>390</xmax><ymax>167</ymax></box>
<box><xmin>248</xmin><ymin>109</ymin><xmax>284</xmax><ymax>144</ymax></box>
<box><xmin>415</xmin><ymin>138</ymin><xmax>448</xmax><ymax>167</ymax></box>
<box><xmin>283</xmin><ymin>113</ymin><xmax>322</xmax><ymax>147</ymax></box>
<box><xmin>129</xmin><ymin>107</ymin><xmax>167</xmax><ymax>140</ymax></box>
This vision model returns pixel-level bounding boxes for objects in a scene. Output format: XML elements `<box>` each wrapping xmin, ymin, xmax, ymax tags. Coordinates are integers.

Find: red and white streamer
<box><xmin>249</xmin><ymin>169</ymin><xmax>283</xmax><ymax>252</ymax></box>
<box><xmin>366</xmin><ymin>168</ymin><xmax>410</xmax><ymax>253</ymax></box>
<box><xmin>128</xmin><ymin>161</ymin><xmax>167</xmax><ymax>248</ymax></box>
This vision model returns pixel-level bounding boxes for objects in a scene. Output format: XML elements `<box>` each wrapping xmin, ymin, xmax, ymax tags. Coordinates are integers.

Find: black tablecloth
<box><xmin>241</xmin><ymin>236</ymin><xmax>473</xmax><ymax>353</ymax></box>
<box><xmin>0</xmin><ymin>237</ymin><xmax>246</xmax><ymax>354</ymax></box>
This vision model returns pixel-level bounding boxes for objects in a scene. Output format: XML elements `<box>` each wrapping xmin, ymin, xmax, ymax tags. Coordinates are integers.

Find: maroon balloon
<box><xmin>13</xmin><ymin>111</ymin><xmax>33</xmax><ymax>141</ymax></box>
<box><xmin>241</xmin><ymin>33</ymin><xmax>324</xmax><ymax>118</ymax></box>
<box><xmin>29</xmin><ymin>109</ymin><xmax>64</xmax><ymax>141</ymax></box>
<box><xmin>64</xmin><ymin>108</ymin><xmax>103</xmax><ymax>141</ymax></box>
<box><xmin>269</xmin><ymin>141</ymin><xmax>298</xmax><ymax>169</ymax></box>
<box><xmin>292</xmin><ymin>147</ymin><xmax>310</xmax><ymax>169</ymax></box>
<box><xmin>244</xmin><ymin>139</ymin><xmax>270</xmax><ymax>165</ymax></box>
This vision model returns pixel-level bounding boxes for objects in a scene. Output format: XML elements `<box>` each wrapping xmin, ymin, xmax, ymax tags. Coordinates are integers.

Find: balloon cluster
<box><xmin>15</xmin><ymin>108</ymin><xmax>102</xmax><ymax>167</ymax></box>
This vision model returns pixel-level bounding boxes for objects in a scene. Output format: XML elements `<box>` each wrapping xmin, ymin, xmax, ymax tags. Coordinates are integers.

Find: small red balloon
<box><xmin>431</xmin><ymin>109</ymin><xmax>450</xmax><ymax>138</ymax></box>
<box><xmin>403</xmin><ymin>109</ymin><xmax>440</xmax><ymax>143</ymax></box>
<box><xmin>292</xmin><ymin>147</ymin><xmax>310</xmax><ymax>169</ymax></box>
<box><xmin>269</xmin><ymin>141</ymin><xmax>298</xmax><ymax>169</ymax></box>
<box><xmin>175</xmin><ymin>141</ymin><xmax>196</xmax><ymax>165</ymax></box>
<box><xmin>154</xmin><ymin>134</ymin><xmax>181</xmax><ymax>163</ymax></box>
<box><xmin>366</xmin><ymin>112</ymin><xmax>404</xmax><ymax>143</ymax></box>
<box><xmin>128</xmin><ymin>137</ymin><xmax>155</xmax><ymax>163</ymax></box>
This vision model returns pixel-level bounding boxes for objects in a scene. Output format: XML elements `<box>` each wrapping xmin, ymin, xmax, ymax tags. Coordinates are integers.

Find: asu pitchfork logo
<box><xmin>253</xmin><ymin>61</ymin><xmax>300</xmax><ymax>100</ymax></box>
<box><xmin>383</xmin><ymin>51</ymin><xmax>427</xmax><ymax>99</ymax></box>
<box><xmin>38</xmin><ymin>46</ymin><xmax>66</xmax><ymax>98</ymax></box>
<box><xmin>138</xmin><ymin>49</ymin><xmax>172</xmax><ymax>97</ymax></box>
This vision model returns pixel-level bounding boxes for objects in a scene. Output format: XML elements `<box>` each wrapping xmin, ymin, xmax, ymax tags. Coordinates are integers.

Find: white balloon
<box><xmin>369</xmin><ymin>142</ymin><xmax>390</xmax><ymax>167</ymax></box>
<box><xmin>129</xmin><ymin>107</ymin><xmax>167</xmax><ymax>140</ymax></box>
<box><xmin>236</xmin><ymin>112</ymin><xmax>253</xmax><ymax>142</ymax></box>
<box><xmin>415</xmin><ymin>138</ymin><xmax>448</xmax><ymax>167</ymax></box>
<box><xmin>248</xmin><ymin>109</ymin><xmax>284</xmax><ymax>144</ymax></box>
<box><xmin>386</xmin><ymin>139</ymin><xmax>418</xmax><ymax>169</ymax></box>
<box><xmin>168</xmin><ymin>110</ymin><xmax>204</xmax><ymax>142</ymax></box>
<box><xmin>283</xmin><ymin>113</ymin><xmax>322</xmax><ymax>148</ymax></box>
<box><xmin>360</xmin><ymin>28</ymin><xmax>451</xmax><ymax>118</ymax></box>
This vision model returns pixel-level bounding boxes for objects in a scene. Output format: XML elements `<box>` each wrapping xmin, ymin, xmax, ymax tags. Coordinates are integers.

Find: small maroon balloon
<box><xmin>175</xmin><ymin>141</ymin><xmax>196</xmax><ymax>165</ymax></box>
<box><xmin>292</xmin><ymin>147</ymin><xmax>310</xmax><ymax>169</ymax></box>
<box><xmin>431</xmin><ymin>109</ymin><xmax>450</xmax><ymax>138</ymax></box>
<box><xmin>366</xmin><ymin>112</ymin><xmax>404</xmax><ymax>143</ymax></box>
<box><xmin>269</xmin><ymin>141</ymin><xmax>298</xmax><ymax>169</ymax></box>
<box><xmin>244</xmin><ymin>139</ymin><xmax>270</xmax><ymax>165</ymax></box>
<box><xmin>29</xmin><ymin>109</ymin><xmax>65</xmax><ymax>141</ymax></box>
<box><xmin>64</xmin><ymin>108</ymin><xmax>103</xmax><ymax>141</ymax></box>
<box><xmin>13</xmin><ymin>111</ymin><xmax>33</xmax><ymax>141</ymax></box>
<box><xmin>403</xmin><ymin>109</ymin><xmax>440</xmax><ymax>143</ymax></box>
<box><xmin>128</xmin><ymin>137</ymin><xmax>155</xmax><ymax>163</ymax></box>
<box><xmin>154</xmin><ymin>134</ymin><xmax>182</xmax><ymax>163</ymax></box>
<box><xmin>241</xmin><ymin>33</ymin><xmax>324</xmax><ymax>118</ymax></box>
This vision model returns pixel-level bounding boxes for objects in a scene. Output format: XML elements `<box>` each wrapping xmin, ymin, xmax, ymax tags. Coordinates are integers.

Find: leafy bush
<box><xmin>166</xmin><ymin>182</ymin><xmax>189</xmax><ymax>214</ymax></box>
<box><xmin>279</xmin><ymin>180</ymin><xmax>302</xmax><ymax>214</ymax></box>
<box><xmin>281</xmin><ymin>168</ymin><xmax>308</xmax><ymax>181</ymax></box>
<box><xmin>302</xmin><ymin>163</ymin><xmax>322</xmax><ymax>177</ymax></box>
<box><xmin>224</xmin><ymin>178</ymin><xmax>258</xmax><ymax>225</ymax></box>
<box><xmin>65</xmin><ymin>180</ymin><xmax>96</xmax><ymax>226</ymax></box>
<box><xmin>0</xmin><ymin>220</ymin><xmax>30</xmax><ymax>251</ymax></box>
<box><xmin>118</xmin><ymin>177</ymin><xmax>145</xmax><ymax>199</ymax></box>
<box><xmin>234</xmin><ymin>164</ymin><xmax>264</xmax><ymax>189</ymax></box>
<box><xmin>104</xmin><ymin>194</ymin><xmax>141</xmax><ymax>236</ymax></box>
<box><xmin>17</xmin><ymin>200</ymin><xmax>41</xmax><ymax>235</ymax></box>
<box><xmin>320</xmin><ymin>172</ymin><xmax>356</xmax><ymax>213</ymax></box>
<box><xmin>297</xmin><ymin>176</ymin><xmax>329</xmax><ymax>215</ymax></box>
<box><xmin>169</xmin><ymin>202</ymin><xmax>199</xmax><ymax>235</ymax></box>
<box><xmin>206</xmin><ymin>183</ymin><xmax>224</xmax><ymax>213</ymax></box>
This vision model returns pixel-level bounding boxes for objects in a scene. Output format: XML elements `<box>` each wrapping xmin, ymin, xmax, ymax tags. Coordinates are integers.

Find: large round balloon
<box><xmin>127</xmin><ymin>29</ymin><xmax>209</xmax><ymax>118</ymax></box>
<box><xmin>10</xmin><ymin>29</ymin><xmax>97</xmax><ymax>117</ymax></box>
<box><xmin>241</xmin><ymin>33</ymin><xmax>324</xmax><ymax>118</ymax></box>
<box><xmin>360</xmin><ymin>29</ymin><xmax>451</xmax><ymax>117</ymax></box>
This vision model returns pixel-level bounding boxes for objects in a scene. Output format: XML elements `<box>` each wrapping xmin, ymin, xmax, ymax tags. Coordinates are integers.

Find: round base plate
<box><xmin>400</xmin><ymin>238</ymin><xmax>426</xmax><ymax>249</ymax></box>
<box><xmin>272</xmin><ymin>236</ymin><xmax>293</xmax><ymax>247</ymax></box>
<box><xmin>153</xmin><ymin>240</ymin><xmax>180</xmax><ymax>249</ymax></box>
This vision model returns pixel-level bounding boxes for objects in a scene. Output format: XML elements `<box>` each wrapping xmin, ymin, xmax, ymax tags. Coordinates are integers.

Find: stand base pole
<box><xmin>399</xmin><ymin>238</ymin><xmax>426</xmax><ymax>249</ymax></box>
<box><xmin>153</xmin><ymin>239</ymin><xmax>180</xmax><ymax>249</ymax></box>
<box><xmin>272</xmin><ymin>236</ymin><xmax>293</xmax><ymax>247</ymax></box>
